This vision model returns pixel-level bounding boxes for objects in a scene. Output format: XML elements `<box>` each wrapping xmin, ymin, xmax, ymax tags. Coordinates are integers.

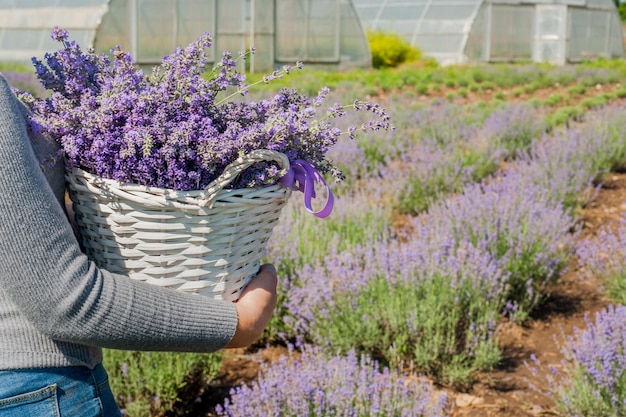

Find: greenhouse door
<box><xmin>533</xmin><ymin>5</ymin><xmax>567</xmax><ymax>65</ymax></box>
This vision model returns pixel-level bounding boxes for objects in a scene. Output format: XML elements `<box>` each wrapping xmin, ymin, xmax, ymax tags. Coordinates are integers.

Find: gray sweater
<box><xmin>0</xmin><ymin>74</ymin><xmax>238</xmax><ymax>370</ymax></box>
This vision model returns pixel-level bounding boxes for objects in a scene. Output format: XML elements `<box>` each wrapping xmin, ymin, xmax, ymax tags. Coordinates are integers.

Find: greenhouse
<box><xmin>352</xmin><ymin>0</ymin><xmax>625</xmax><ymax>65</ymax></box>
<box><xmin>0</xmin><ymin>0</ymin><xmax>371</xmax><ymax>72</ymax></box>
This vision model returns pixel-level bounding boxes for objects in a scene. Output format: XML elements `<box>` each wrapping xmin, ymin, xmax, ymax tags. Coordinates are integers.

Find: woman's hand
<box><xmin>225</xmin><ymin>264</ymin><xmax>278</xmax><ymax>349</ymax></box>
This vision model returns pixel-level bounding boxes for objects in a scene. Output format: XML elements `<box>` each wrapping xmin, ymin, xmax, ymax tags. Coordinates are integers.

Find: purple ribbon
<box><xmin>279</xmin><ymin>160</ymin><xmax>334</xmax><ymax>218</ymax></box>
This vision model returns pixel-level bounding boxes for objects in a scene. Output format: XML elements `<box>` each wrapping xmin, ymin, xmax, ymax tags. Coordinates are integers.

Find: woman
<box><xmin>0</xmin><ymin>73</ymin><xmax>277</xmax><ymax>416</ymax></box>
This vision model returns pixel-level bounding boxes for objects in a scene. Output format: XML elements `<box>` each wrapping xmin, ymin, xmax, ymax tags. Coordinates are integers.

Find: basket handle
<box><xmin>196</xmin><ymin>149</ymin><xmax>290</xmax><ymax>208</ymax></box>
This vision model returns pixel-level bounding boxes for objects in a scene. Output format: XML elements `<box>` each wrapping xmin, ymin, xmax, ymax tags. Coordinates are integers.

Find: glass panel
<box><xmin>215</xmin><ymin>0</ymin><xmax>245</xmax><ymax>68</ymax></box>
<box><xmin>338</xmin><ymin>0</ymin><xmax>371</xmax><ymax>68</ymax></box>
<box><xmin>307</xmin><ymin>0</ymin><xmax>338</xmax><ymax>59</ymax></box>
<box><xmin>585</xmin><ymin>0</ymin><xmax>613</xmax><ymax>8</ymax></box>
<box><xmin>569</xmin><ymin>9</ymin><xmax>610</xmax><ymax>60</ymax></box>
<box><xmin>58</xmin><ymin>0</ymin><xmax>107</xmax><ymax>6</ymax></box>
<box><xmin>176</xmin><ymin>0</ymin><xmax>214</xmax><ymax>49</ymax></box>
<box><xmin>217</xmin><ymin>0</ymin><xmax>245</xmax><ymax>32</ymax></box>
<box><xmin>418</xmin><ymin>20</ymin><xmax>468</xmax><ymax>33</ymax></box>
<box><xmin>465</xmin><ymin>5</ymin><xmax>486</xmax><ymax>61</ymax></box>
<box><xmin>375</xmin><ymin>21</ymin><xmax>414</xmax><ymax>41</ymax></box>
<box><xmin>490</xmin><ymin>5</ymin><xmax>533</xmax><ymax>61</ymax></box>
<box><xmin>94</xmin><ymin>0</ymin><xmax>130</xmax><ymax>55</ymax></box>
<box><xmin>535</xmin><ymin>6</ymin><xmax>566</xmax><ymax>37</ymax></box>
<box><xmin>357</xmin><ymin>6</ymin><xmax>381</xmax><ymax>20</ymax></box>
<box><xmin>609</xmin><ymin>13</ymin><xmax>625</xmax><ymax>58</ymax></box>
<box><xmin>387</xmin><ymin>0</ymin><xmax>430</xmax><ymax>4</ymax></box>
<box><xmin>9</xmin><ymin>0</ymin><xmax>46</xmax><ymax>7</ymax></box>
<box><xmin>554</xmin><ymin>0</ymin><xmax>585</xmax><ymax>5</ymax></box>
<box><xmin>253</xmin><ymin>0</ymin><xmax>274</xmax><ymax>33</ymax></box>
<box><xmin>275</xmin><ymin>0</ymin><xmax>306</xmax><ymax>59</ymax></box>
<box><xmin>424</xmin><ymin>4</ymin><xmax>476</xmax><ymax>20</ymax></box>
<box><xmin>379</xmin><ymin>5</ymin><xmax>424</xmax><ymax>19</ymax></box>
<box><xmin>415</xmin><ymin>34</ymin><xmax>464</xmax><ymax>53</ymax></box>
<box><xmin>276</xmin><ymin>0</ymin><xmax>338</xmax><ymax>62</ymax></box>
<box><xmin>0</xmin><ymin>29</ymin><xmax>45</xmax><ymax>50</ymax></box>
<box><xmin>137</xmin><ymin>0</ymin><xmax>174</xmax><ymax>61</ymax></box>
<box><xmin>250</xmin><ymin>0</ymin><xmax>275</xmax><ymax>71</ymax></box>
<box><xmin>534</xmin><ymin>5</ymin><xmax>566</xmax><ymax>64</ymax></box>
<box><xmin>435</xmin><ymin>0</ymin><xmax>481</xmax><ymax>3</ymax></box>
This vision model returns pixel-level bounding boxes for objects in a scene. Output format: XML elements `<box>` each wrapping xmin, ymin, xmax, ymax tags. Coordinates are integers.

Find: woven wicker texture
<box><xmin>66</xmin><ymin>149</ymin><xmax>292</xmax><ymax>302</ymax></box>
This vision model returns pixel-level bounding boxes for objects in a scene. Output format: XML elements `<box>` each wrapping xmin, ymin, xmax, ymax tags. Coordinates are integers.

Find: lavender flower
<box><xmin>216</xmin><ymin>345</ymin><xmax>449</xmax><ymax>417</ymax></box>
<box><xmin>577</xmin><ymin>213</ymin><xmax>626</xmax><ymax>304</ymax></box>
<box><xmin>479</xmin><ymin>103</ymin><xmax>545</xmax><ymax>157</ymax></box>
<box><xmin>420</xmin><ymin>172</ymin><xmax>576</xmax><ymax>318</ymax></box>
<box><xmin>19</xmin><ymin>27</ymin><xmax>393</xmax><ymax>191</ymax></box>
<box><xmin>537</xmin><ymin>305</ymin><xmax>626</xmax><ymax>416</ymax></box>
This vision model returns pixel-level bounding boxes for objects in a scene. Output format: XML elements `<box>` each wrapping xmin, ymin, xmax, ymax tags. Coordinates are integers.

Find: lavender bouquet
<box><xmin>19</xmin><ymin>27</ymin><xmax>392</xmax><ymax>194</ymax></box>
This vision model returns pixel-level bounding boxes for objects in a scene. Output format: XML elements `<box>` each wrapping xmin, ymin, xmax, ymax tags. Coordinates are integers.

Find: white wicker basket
<box><xmin>66</xmin><ymin>149</ymin><xmax>292</xmax><ymax>302</ymax></box>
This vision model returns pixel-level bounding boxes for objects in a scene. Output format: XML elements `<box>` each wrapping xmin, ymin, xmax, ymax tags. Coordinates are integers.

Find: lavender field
<box><xmin>6</xmin><ymin>61</ymin><xmax>626</xmax><ymax>416</ymax></box>
<box><xmin>237</xmin><ymin>63</ymin><xmax>626</xmax><ymax>417</ymax></box>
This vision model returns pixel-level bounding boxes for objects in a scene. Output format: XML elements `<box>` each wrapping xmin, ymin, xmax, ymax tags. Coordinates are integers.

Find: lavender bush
<box><xmin>509</xmin><ymin>102</ymin><xmax>626</xmax><ymax>214</ymax></box>
<box><xmin>216</xmin><ymin>345</ymin><xmax>449</xmax><ymax>417</ymax></box>
<box><xmin>262</xmin><ymin>191</ymin><xmax>392</xmax><ymax>342</ymax></box>
<box><xmin>527</xmin><ymin>305</ymin><xmax>626</xmax><ymax>417</ymax></box>
<box><xmin>422</xmin><ymin>173</ymin><xmax>576</xmax><ymax>320</ymax></box>
<box><xmin>19</xmin><ymin>27</ymin><xmax>392</xmax><ymax>191</ymax></box>
<box><xmin>577</xmin><ymin>214</ymin><xmax>626</xmax><ymax>304</ymax></box>
<box><xmin>382</xmin><ymin>100</ymin><xmax>506</xmax><ymax>214</ymax></box>
<box><xmin>306</xmin><ymin>240</ymin><xmax>505</xmax><ymax>385</ymax></box>
<box><xmin>479</xmin><ymin>103</ymin><xmax>545</xmax><ymax>158</ymax></box>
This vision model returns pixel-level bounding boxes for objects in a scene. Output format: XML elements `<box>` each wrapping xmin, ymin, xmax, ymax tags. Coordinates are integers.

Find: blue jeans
<box><xmin>0</xmin><ymin>364</ymin><xmax>121</xmax><ymax>416</ymax></box>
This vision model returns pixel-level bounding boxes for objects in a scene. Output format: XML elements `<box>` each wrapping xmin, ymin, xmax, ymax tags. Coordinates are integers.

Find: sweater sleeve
<box><xmin>0</xmin><ymin>74</ymin><xmax>238</xmax><ymax>353</ymax></box>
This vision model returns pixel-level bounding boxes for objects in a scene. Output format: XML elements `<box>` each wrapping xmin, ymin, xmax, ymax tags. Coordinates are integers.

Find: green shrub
<box><xmin>471</xmin><ymin>68</ymin><xmax>487</xmax><ymax>84</ymax></box>
<box><xmin>415</xmin><ymin>83</ymin><xmax>429</xmax><ymax>95</ymax></box>
<box><xmin>481</xmin><ymin>81</ymin><xmax>495</xmax><ymax>91</ymax></box>
<box><xmin>444</xmin><ymin>78</ymin><xmax>457</xmax><ymax>88</ymax></box>
<box><xmin>366</xmin><ymin>30</ymin><xmax>421</xmax><ymax>69</ymax></box>
<box><xmin>104</xmin><ymin>350</ymin><xmax>223</xmax><ymax>416</ymax></box>
<box><xmin>457</xmin><ymin>77</ymin><xmax>470</xmax><ymax>87</ymax></box>
<box><xmin>619</xmin><ymin>3</ymin><xmax>626</xmax><ymax>21</ymax></box>
<box><xmin>580</xmin><ymin>95</ymin><xmax>607</xmax><ymax>110</ymax></box>
<box><xmin>568</xmin><ymin>84</ymin><xmax>587</xmax><ymax>96</ymax></box>
<box><xmin>545</xmin><ymin>93</ymin><xmax>563</xmax><ymax>107</ymax></box>
<box><xmin>548</xmin><ymin>105</ymin><xmax>583</xmax><ymax>128</ymax></box>
<box><xmin>523</xmin><ymin>82</ymin><xmax>540</xmax><ymax>94</ymax></box>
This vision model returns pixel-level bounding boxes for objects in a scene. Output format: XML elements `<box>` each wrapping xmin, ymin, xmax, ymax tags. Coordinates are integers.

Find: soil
<box><xmin>175</xmin><ymin>87</ymin><xmax>626</xmax><ymax>416</ymax></box>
